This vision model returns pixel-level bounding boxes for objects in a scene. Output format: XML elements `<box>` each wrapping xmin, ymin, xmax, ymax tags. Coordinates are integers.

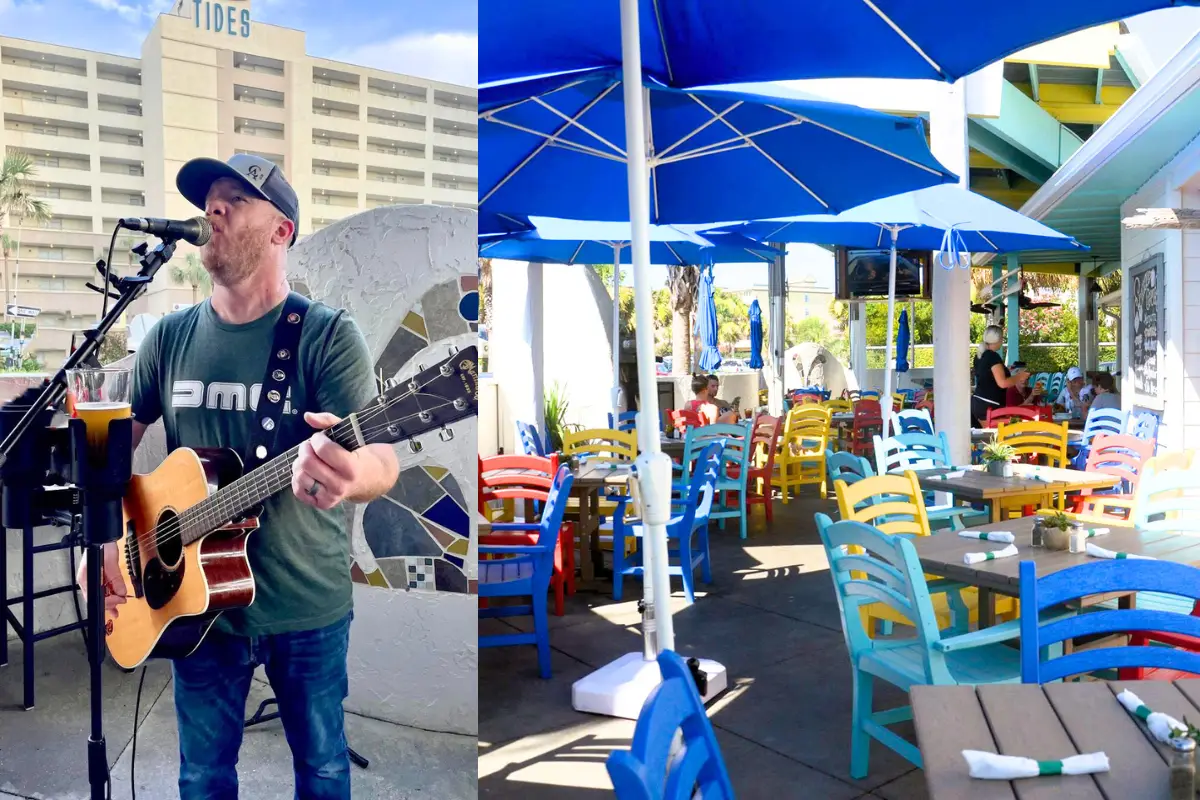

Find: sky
<box><xmin>0</xmin><ymin>0</ymin><xmax>478</xmax><ymax>86</ymax></box>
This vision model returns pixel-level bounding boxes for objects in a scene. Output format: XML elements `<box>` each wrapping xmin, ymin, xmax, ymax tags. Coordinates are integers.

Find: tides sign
<box><xmin>191</xmin><ymin>0</ymin><xmax>251</xmax><ymax>38</ymax></box>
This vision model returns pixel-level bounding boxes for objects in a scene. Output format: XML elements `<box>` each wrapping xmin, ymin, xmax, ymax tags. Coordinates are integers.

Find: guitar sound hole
<box><xmin>143</xmin><ymin>509</ymin><xmax>185</xmax><ymax>611</ymax></box>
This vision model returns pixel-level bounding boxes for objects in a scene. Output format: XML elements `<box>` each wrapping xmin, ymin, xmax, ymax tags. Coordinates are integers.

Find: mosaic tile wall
<box><xmin>288</xmin><ymin>205</ymin><xmax>479</xmax><ymax>596</ymax></box>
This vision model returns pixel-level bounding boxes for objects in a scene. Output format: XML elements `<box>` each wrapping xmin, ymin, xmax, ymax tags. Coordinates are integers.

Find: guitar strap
<box><xmin>244</xmin><ymin>291</ymin><xmax>311</xmax><ymax>472</ymax></box>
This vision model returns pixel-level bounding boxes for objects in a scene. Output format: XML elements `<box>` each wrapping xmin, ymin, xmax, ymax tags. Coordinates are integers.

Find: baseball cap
<box><xmin>1066</xmin><ymin>366</ymin><xmax>1083</xmax><ymax>381</ymax></box>
<box><xmin>176</xmin><ymin>154</ymin><xmax>300</xmax><ymax>246</ymax></box>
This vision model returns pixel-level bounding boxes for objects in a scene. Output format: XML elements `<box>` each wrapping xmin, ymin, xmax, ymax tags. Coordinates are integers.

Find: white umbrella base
<box><xmin>570</xmin><ymin>651</ymin><xmax>728</xmax><ymax>719</ymax></box>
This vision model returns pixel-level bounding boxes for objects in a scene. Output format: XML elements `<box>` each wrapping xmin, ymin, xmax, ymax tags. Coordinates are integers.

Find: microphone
<box><xmin>120</xmin><ymin>216</ymin><xmax>212</xmax><ymax>246</ymax></box>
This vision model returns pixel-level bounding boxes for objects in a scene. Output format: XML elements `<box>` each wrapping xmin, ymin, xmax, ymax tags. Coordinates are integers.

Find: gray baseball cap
<box><xmin>176</xmin><ymin>153</ymin><xmax>300</xmax><ymax>246</ymax></box>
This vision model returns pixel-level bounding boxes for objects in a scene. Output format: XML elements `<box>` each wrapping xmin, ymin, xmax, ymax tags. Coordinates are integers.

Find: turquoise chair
<box><xmin>1126</xmin><ymin>469</ymin><xmax>1200</xmax><ymax>618</ymax></box>
<box><xmin>674</xmin><ymin>422</ymin><xmax>753</xmax><ymax>540</ymax></box>
<box><xmin>826</xmin><ymin>449</ymin><xmax>872</xmax><ymax>488</ymax></box>
<box><xmin>613</xmin><ymin>441</ymin><xmax>724</xmax><ymax>604</ymax></box>
<box><xmin>815</xmin><ymin>514</ymin><xmax>1024</xmax><ymax>779</ymax></box>
<box><xmin>872</xmin><ymin>431</ymin><xmax>988</xmax><ymax>531</ymax></box>
<box><xmin>607</xmin><ymin>650</ymin><xmax>734</xmax><ymax>799</ymax></box>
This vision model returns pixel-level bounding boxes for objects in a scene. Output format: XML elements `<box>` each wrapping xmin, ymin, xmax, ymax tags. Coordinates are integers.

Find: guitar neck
<box><xmin>177</xmin><ymin>421</ymin><xmax>361</xmax><ymax>547</ymax></box>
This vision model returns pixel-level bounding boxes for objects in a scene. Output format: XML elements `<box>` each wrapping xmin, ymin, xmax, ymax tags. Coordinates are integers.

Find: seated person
<box><xmin>1084</xmin><ymin>372</ymin><xmax>1120</xmax><ymax>419</ymax></box>
<box><xmin>684</xmin><ymin>374</ymin><xmax>736</xmax><ymax>425</ymax></box>
<box><xmin>1055</xmin><ymin>366</ymin><xmax>1088</xmax><ymax>416</ymax></box>
<box><xmin>1004</xmin><ymin>361</ymin><xmax>1034</xmax><ymax>406</ymax></box>
<box><xmin>706</xmin><ymin>374</ymin><xmax>741</xmax><ymax>418</ymax></box>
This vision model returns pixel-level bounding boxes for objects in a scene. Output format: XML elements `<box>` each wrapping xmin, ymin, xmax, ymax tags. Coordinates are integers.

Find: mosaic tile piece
<box><xmin>460</xmin><ymin>275</ymin><xmax>478</xmax><ymax>291</ymax></box>
<box><xmin>443</xmin><ymin>553</ymin><xmax>464</xmax><ymax>569</ymax></box>
<box><xmin>401</xmin><ymin>310</ymin><xmax>428</xmax><ymax>339</ymax></box>
<box><xmin>440</xmin><ymin>474</ymin><xmax>466</xmax><ymax>511</ymax></box>
<box><xmin>422</xmin><ymin>280</ymin><xmax>471</xmax><ymax>342</ymax></box>
<box><xmin>425</xmin><ymin>466</ymin><xmax>449</xmax><ymax>481</ymax></box>
<box><xmin>363</xmin><ymin>497</ymin><xmax>441</xmax><ymax>558</ymax></box>
<box><xmin>434</xmin><ymin>558</ymin><xmax>467</xmax><ymax>593</ymax></box>
<box><xmin>468</xmin><ymin>579</ymin><xmax>478</xmax><ymax>595</ymax></box>
<box><xmin>386</xmin><ymin>466</ymin><xmax>444</xmax><ymax>513</ymax></box>
<box><xmin>375</xmin><ymin>324</ymin><xmax>429</xmax><ymax>381</ymax></box>
<box><xmin>376</xmin><ymin>557</ymin><xmax>411</xmax><ymax>591</ymax></box>
<box><xmin>446</xmin><ymin>537</ymin><xmax>469</xmax><ymax>557</ymax></box>
<box><xmin>350</xmin><ymin>562</ymin><xmax>369</xmax><ymax>585</ymax></box>
<box><xmin>421</xmin><ymin>519</ymin><xmax>456</xmax><ymax>550</ymax></box>
<box><xmin>365</xmin><ymin>568</ymin><xmax>390</xmax><ymax>588</ymax></box>
<box><xmin>458</xmin><ymin>291</ymin><xmax>479</xmax><ymax>323</ymax></box>
<box><xmin>422</xmin><ymin>495</ymin><xmax>469</xmax><ymax>537</ymax></box>
<box><xmin>470</xmin><ymin>323</ymin><xmax>478</xmax><ymax>333</ymax></box>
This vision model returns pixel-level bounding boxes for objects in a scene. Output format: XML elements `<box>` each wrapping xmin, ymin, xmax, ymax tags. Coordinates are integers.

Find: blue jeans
<box><xmin>172</xmin><ymin>611</ymin><xmax>353</xmax><ymax>800</ymax></box>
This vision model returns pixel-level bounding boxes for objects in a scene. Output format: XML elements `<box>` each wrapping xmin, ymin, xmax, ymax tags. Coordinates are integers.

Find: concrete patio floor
<box><xmin>0</xmin><ymin>634</ymin><xmax>476</xmax><ymax>799</ymax></box>
<box><xmin>479</xmin><ymin>493</ymin><xmax>932</xmax><ymax>800</ymax></box>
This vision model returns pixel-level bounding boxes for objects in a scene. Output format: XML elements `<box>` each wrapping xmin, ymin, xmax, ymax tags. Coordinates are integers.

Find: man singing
<box><xmin>95</xmin><ymin>153</ymin><xmax>399</xmax><ymax>799</ymax></box>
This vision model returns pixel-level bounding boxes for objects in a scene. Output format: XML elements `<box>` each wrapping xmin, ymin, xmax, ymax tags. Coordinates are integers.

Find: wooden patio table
<box><xmin>912</xmin><ymin>516</ymin><xmax>1200</xmax><ymax>627</ymax></box>
<box><xmin>912</xmin><ymin>680</ymin><xmax>1200</xmax><ymax>800</ymax></box>
<box><xmin>914</xmin><ymin>464</ymin><xmax>1118</xmax><ymax>523</ymax></box>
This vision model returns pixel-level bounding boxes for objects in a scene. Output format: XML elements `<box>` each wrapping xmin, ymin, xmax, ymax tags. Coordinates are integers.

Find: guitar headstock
<box><xmin>343</xmin><ymin>346</ymin><xmax>478</xmax><ymax>451</ymax></box>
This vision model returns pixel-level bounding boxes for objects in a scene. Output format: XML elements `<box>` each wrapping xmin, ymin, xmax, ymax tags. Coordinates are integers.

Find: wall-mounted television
<box><xmin>835</xmin><ymin>246</ymin><xmax>933</xmax><ymax>300</ymax></box>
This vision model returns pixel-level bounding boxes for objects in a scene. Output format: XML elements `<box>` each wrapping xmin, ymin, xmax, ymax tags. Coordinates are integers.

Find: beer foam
<box><xmin>74</xmin><ymin>402</ymin><xmax>131</xmax><ymax>410</ymax></box>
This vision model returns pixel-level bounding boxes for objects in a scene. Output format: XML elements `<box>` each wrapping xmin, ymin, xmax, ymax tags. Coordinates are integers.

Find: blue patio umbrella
<box><xmin>896</xmin><ymin>308</ymin><xmax>910</xmax><ymax>374</ymax></box>
<box><xmin>710</xmin><ymin>184</ymin><xmax>1089</xmax><ymax>436</ymax></box>
<box><xmin>694</xmin><ymin>265</ymin><xmax>722</xmax><ymax>372</ymax></box>
<box><xmin>480</xmin><ymin>68</ymin><xmax>957</xmax><ymax>225</ymax></box>
<box><xmin>481</xmin><ymin>0</ymin><xmax>1199</xmax><ymax>86</ymax></box>
<box><xmin>748</xmin><ymin>300</ymin><xmax>764</xmax><ymax>370</ymax></box>
<box><xmin>480</xmin><ymin>210</ymin><xmax>533</xmax><ymax>237</ymax></box>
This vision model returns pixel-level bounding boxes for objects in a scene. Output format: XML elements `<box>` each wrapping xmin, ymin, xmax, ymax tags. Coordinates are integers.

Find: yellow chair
<box><xmin>562</xmin><ymin>428</ymin><xmax>638</xmax><ymax>553</ymax></box>
<box><xmin>994</xmin><ymin>420</ymin><xmax>1069</xmax><ymax>516</ymax></box>
<box><xmin>834</xmin><ymin>472</ymin><xmax>1017</xmax><ymax>634</ymax></box>
<box><xmin>823</xmin><ymin>399</ymin><xmax>852</xmax><ymax>413</ymax></box>
<box><xmin>772</xmin><ymin>406</ymin><xmax>831</xmax><ymax>501</ymax></box>
<box><xmin>1143</xmin><ymin>449</ymin><xmax>1194</xmax><ymax>477</ymax></box>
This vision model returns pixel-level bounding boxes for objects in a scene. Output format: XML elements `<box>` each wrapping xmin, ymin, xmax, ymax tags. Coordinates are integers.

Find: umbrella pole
<box><xmin>611</xmin><ymin>249</ymin><xmax>621</xmax><ymax>422</ymax></box>
<box><xmin>882</xmin><ymin>229</ymin><xmax>899</xmax><ymax>439</ymax></box>
<box><xmin>571</xmin><ymin>0</ymin><xmax>728</xmax><ymax>720</ymax></box>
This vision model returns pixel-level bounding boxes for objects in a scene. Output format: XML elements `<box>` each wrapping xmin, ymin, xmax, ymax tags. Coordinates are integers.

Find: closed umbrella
<box><xmin>481</xmin><ymin>67</ymin><xmax>957</xmax><ymax>225</ymax></box>
<box><xmin>748</xmin><ymin>299</ymin><xmax>764</xmax><ymax>370</ymax></box>
<box><xmin>896</xmin><ymin>308</ymin><xmax>910</xmax><ymax>374</ymax></box>
<box><xmin>713</xmin><ymin>184</ymin><xmax>1089</xmax><ymax>438</ymax></box>
<box><xmin>481</xmin><ymin>0</ymin><xmax>1200</xmax><ymax>86</ymax></box>
<box><xmin>694</xmin><ymin>265</ymin><xmax>721</xmax><ymax>371</ymax></box>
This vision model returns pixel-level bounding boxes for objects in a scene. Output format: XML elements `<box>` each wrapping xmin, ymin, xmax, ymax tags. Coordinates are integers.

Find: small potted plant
<box><xmin>1034</xmin><ymin>511</ymin><xmax>1073</xmax><ymax>551</ymax></box>
<box><xmin>981</xmin><ymin>440</ymin><xmax>1017</xmax><ymax>477</ymax></box>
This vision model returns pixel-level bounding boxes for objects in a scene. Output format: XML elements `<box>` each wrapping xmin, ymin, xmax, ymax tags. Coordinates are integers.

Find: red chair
<box><xmin>1067</xmin><ymin>433</ymin><xmax>1154</xmax><ymax>516</ymax></box>
<box><xmin>668</xmin><ymin>408</ymin><xmax>704</xmax><ymax>434</ymax></box>
<box><xmin>479</xmin><ymin>454</ymin><xmax>574</xmax><ymax>616</ymax></box>
<box><xmin>744</xmin><ymin>414</ymin><xmax>781</xmax><ymax>523</ymax></box>
<box><xmin>846</xmin><ymin>399</ymin><xmax>882</xmax><ymax>458</ymax></box>
<box><xmin>915</xmin><ymin>397</ymin><xmax>934</xmax><ymax>421</ymax></box>
<box><xmin>985</xmin><ymin>405</ymin><xmax>1040</xmax><ymax>427</ymax></box>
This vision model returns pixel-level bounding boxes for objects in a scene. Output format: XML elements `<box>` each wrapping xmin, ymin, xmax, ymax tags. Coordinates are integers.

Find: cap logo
<box><xmin>246</xmin><ymin>164</ymin><xmax>266</xmax><ymax>184</ymax></box>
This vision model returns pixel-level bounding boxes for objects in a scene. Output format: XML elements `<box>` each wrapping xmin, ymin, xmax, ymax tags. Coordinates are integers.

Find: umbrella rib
<box><xmin>765</xmin><ymin>104</ymin><xmax>948</xmax><ymax>176</ymax></box>
<box><xmin>977</xmin><ymin>231</ymin><xmax>999</xmax><ymax>250</ymax></box>
<box><xmin>480</xmin><ymin>74</ymin><xmax>598</xmax><ymax>116</ymax></box>
<box><xmin>858</xmin><ymin>0</ymin><xmax>948</xmax><ymax>78</ymax></box>
<box><xmin>657</xmin><ymin>118</ymin><xmax>803</xmax><ymax>164</ymax></box>
<box><xmin>655</xmin><ymin>96</ymin><xmax>745</xmax><ymax>160</ymax></box>
<box><xmin>650</xmin><ymin>0</ymin><xmax>675</xmax><ymax>84</ymax></box>
<box><xmin>568</xmin><ymin>241</ymin><xmax>587</xmax><ymax>264</ymax></box>
<box><xmin>484</xmin><ymin>117</ymin><xmax>626</xmax><ymax>161</ymax></box>
<box><xmin>645</xmin><ymin>84</ymin><xmax>662</xmax><ymax>223</ymax></box>
<box><xmin>687</xmin><ymin>94</ymin><xmax>829</xmax><ymax>209</ymax></box>
<box><xmin>663</xmin><ymin>241</ymin><xmax>685</xmax><ymax>265</ymax></box>
<box><xmin>479</xmin><ymin>88</ymin><xmax>619</xmax><ymax>206</ymax></box>
<box><xmin>529</xmin><ymin>95</ymin><xmax>627</xmax><ymax>157</ymax></box>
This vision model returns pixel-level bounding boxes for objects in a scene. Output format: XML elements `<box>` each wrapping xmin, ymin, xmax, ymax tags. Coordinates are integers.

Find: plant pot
<box><xmin>986</xmin><ymin>460</ymin><xmax>1012</xmax><ymax>478</ymax></box>
<box><xmin>1042</xmin><ymin>525</ymin><xmax>1071</xmax><ymax>551</ymax></box>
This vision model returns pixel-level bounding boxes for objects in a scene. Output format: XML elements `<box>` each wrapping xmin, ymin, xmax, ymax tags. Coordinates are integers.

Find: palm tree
<box><xmin>168</xmin><ymin>253</ymin><xmax>212</xmax><ymax>305</ymax></box>
<box><xmin>0</xmin><ymin>234</ymin><xmax>13</xmax><ymax>312</ymax></box>
<box><xmin>0</xmin><ymin>154</ymin><xmax>52</xmax><ymax>325</ymax></box>
<box><xmin>667</xmin><ymin>265</ymin><xmax>700</xmax><ymax>374</ymax></box>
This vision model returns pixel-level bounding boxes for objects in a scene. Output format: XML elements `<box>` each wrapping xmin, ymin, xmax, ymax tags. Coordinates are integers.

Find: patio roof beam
<box><xmin>1122</xmin><ymin>208</ymin><xmax>1200</xmax><ymax>229</ymax></box>
<box><xmin>1030</xmin><ymin>64</ymin><xmax>1041</xmax><ymax>103</ymax></box>
<box><xmin>1095</xmin><ymin>68</ymin><xmax>1105</xmax><ymax>106</ymax></box>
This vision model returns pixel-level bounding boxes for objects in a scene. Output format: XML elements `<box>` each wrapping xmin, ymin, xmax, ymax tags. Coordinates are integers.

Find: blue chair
<box><xmin>890</xmin><ymin>408</ymin><xmax>933</xmax><ymax>435</ymax></box>
<box><xmin>1071</xmin><ymin>407</ymin><xmax>1128</xmax><ymax>468</ymax></box>
<box><xmin>826</xmin><ymin>449</ymin><xmax>873</xmax><ymax>488</ymax></box>
<box><xmin>674</xmin><ymin>422</ymin><xmax>753</xmax><ymax>540</ymax></box>
<box><xmin>816</xmin><ymin>514</ymin><xmax>1023</xmax><ymax>779</ymax></box>
<box><xmin>873</xmin><ymin>431</ymin><xmax>988</xmax><ymax>531</ymax></box>
<box><xmin>608</xmin><ymin>411</ymin><xmax>638</xmax><ymax>433</ymax></box>
<box><xmin>1126</xmin><ymin>409</ymin><xmax>1161</xmax><ymax>444</ymax></box>
<box><xmin>517</xmin><ymin>420</ymin><xmax>547</xmax><ymax>457</ymax></box>
<box><xmin>1019</xmin><ymin>558</ymin><xmax>1200</xmax><ymax>683</ymax></box>
<box><xmin>606</xmin><ymin>650</ymin><xmax>734</xmax><ymax>800</ymax></box>
<box><xmin>479</xmin><ymin>465</ymin><xmax>574</xmax><ymax>678</ymax></box>
<box><xmin>613</xmin><ymin>442</ymin><xmax>724</xmax><ymax>603</ymax></box>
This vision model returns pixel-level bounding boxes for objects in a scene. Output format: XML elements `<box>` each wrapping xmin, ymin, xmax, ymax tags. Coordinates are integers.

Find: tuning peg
<box><xmin>447</xmin><ymin>344</ymin><xmax>459</xmax><ymax>356</ymax></box>
<box><xmin>407</xmin><ymin>439</ymin><xmax>423</xmax><ymax>454</ymax></box>
<box><xmin>438</xmin><ymin>426</ymin><xmax>454</xmax><ymax>442</ymax></box>
<box><xmin>418</xmin><ymin>411</ymin><xmax>432</xmax><ymax>423</ymax></box>
<box><xmin>440</xmin><ymin>362</ymin><xmax>453</xmax><ymax>377</ymax></box>
<box><xmin>453</xmin><ymin>398</ymin><xmax>467</xmax><ymax>411</ymax></box>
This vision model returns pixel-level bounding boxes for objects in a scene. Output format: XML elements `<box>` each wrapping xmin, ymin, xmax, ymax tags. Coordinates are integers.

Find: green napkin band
<box><xmin>1116</xmin><ymin>552</ymin><xmax>1130</xmax><ymax>559</ymax></box>
<box><xmin>966</xmin><ymin>532</ymin><xmax>988</xmax><ymax>539</ymax></box>
<box><xmin>1134</xmin><ymin>704</ymin><xmax>1152</xmax><ymax>721</ymax></box>
<box><xmin>1037</xmin><ymin>761</ymin><xmax>1063</xmax><ymax>776</ymax></box>
<box><xmin>985</xmin><ymin>551</ymin><xmax>1000</xmax><ymax>560</ymax></box>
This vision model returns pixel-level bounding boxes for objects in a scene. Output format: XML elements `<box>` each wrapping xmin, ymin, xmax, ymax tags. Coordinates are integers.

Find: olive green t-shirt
<box><xmin>131</xmin><ymin>294</ymin><xmax>376</xmax><ymax>637</ymax></box>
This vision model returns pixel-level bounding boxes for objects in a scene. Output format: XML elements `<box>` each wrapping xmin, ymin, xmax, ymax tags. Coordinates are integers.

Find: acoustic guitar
<box><xmin>102</xmin><ymin>346</ymin><xmax>478</xmax><ymax>669</ymax></box>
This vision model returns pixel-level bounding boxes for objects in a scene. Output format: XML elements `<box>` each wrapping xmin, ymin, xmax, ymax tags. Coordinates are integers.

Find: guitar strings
<box><xmin>128</xmin><ymin>388</ymin><xmax>464</xmax><ymax>553</ymax></box>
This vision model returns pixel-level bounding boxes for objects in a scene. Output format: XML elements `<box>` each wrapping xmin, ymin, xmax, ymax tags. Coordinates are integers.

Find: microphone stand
<box><xmin>0</xmin><ymin>233</ymin><xmax>180</xmax><ymax>800</ymax></box>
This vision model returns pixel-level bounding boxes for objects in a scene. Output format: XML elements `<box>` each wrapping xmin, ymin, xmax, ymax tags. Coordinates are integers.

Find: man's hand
<box><xmin>76</xmin><ymin>542</ymin><xmax>129</xmax><ymax>621</ymax></box>
<box><xmin>292</xmin><ymin>412</ymin><xmax>400</xmax><ymax>510</ymax></box>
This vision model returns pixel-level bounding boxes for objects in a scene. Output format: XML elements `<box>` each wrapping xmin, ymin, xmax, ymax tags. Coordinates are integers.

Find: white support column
<box><xmin>930</xmin><ymin>80</ymin><xmax>972</xmax><ymax>465</ymax></box>
<box><xmin>850</xmin><ymin>303</ymin><xmax>867</xmax><ymax>391</ymax></box>
<box><xmin>768</xmin><ymin>246</ymin><xmax>787</xmax><ymax>413</ymax></box>
<box><xmin>489</xmin><ymin>260</ymin><xmax>546</xmax><ymax>451</ymax></box>
<box><xmin>1078</xmin><ymin>267</ymin><xmax>1098</xmax><ymax>373</ymax></box>
<box><xmin>531</xmin><ymin>262</ymin><xmax>545</xmax><ymax>436</ymax></box>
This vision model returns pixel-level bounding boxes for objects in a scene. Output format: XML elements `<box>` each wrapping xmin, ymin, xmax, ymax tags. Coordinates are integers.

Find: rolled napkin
<box><xmin>1081</xmin><ymin>526</ymin><xmax>1110</xmax><ymax>538</ymax></box>
<box><xmin>1117</xmin><ymin>690</ymin><xmax>1194</xmax><ymax>748</ymax></box>
<box><xmin>958</xmin><ymin>531</ymin><xmax>1015</xmax><ymax>544</ymax></box>
<box><xmin>964</xmin><ymin>544</ymin><xmax>1019</xmax><ymax>565</ymax></box>
<box><xmin>1086</xmin><ymin>542</ymin><xmax>1154</xmax><ymax>560</ymax></box>
<box><xmin>963</xmin><ymin>750</ymin><xmax>1110</xmax><ymax>780</ymax></box>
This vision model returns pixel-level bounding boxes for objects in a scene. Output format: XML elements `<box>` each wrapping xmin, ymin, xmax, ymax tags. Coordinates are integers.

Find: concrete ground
<box><xmin>479</xmin><ymin>493</ymin><xmax>932</xmax><ymax>800</ymax></box>
<box><xmin>0</xmin><ymin>634</ymin><xmax>476</xmax><ymax>799</ymax></box>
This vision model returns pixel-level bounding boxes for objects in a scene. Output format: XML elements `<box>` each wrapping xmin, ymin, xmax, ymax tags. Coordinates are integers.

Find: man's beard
<box><xmin>201</xmin><ymin>224</ymin><xmax>270</xmax><ymax>287</ymax></box>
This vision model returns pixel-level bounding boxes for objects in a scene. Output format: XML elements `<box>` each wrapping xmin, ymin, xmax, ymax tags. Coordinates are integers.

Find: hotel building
<box><xmin>0</xmin><ymin>0</ymin><xmax>477</xmax><ymax>364</ymax></box>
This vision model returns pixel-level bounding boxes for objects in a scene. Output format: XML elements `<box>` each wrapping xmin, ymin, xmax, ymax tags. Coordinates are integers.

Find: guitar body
<box><xmin>107</xmin><ymin>446</ymin><xmax>258</xmax><ymax>670</ymax></box>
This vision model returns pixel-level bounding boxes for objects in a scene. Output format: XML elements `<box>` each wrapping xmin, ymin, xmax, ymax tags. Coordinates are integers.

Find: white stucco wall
<box><xmin>545</xmin><ymin>265</ymin><xmax>617</xmax><ymax>431</ymax></box>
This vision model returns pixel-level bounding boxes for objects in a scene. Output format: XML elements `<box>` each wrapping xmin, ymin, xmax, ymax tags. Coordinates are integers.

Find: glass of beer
<box><xmin>66</xmin><ymin>368</ymin><xmax>132</xmax><ymax>458</ymax></box>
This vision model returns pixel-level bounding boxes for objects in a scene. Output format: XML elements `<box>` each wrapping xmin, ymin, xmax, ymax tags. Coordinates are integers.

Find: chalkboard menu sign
<box><xmin>1129</xmin><ymin>253</ymin><xmax>1164</xmax><ymax>398</ymax></box>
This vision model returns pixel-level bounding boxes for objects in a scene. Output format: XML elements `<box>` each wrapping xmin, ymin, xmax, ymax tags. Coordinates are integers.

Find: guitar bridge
<box><xmin>125</xmin><ymin>519</ymin><xmax>144</xmax><ymax>599</ymax></box>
